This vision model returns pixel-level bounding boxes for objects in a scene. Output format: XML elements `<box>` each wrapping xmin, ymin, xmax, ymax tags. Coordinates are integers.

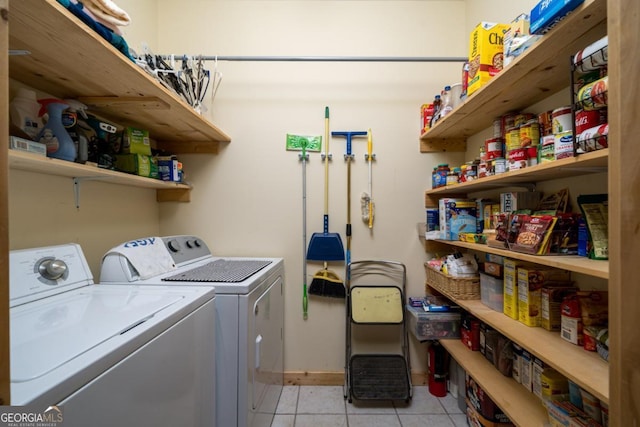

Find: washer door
<box><xmin>249</xmin><ymin>276</ymin><xmax>284</xmax><ymax>423</ymax></box>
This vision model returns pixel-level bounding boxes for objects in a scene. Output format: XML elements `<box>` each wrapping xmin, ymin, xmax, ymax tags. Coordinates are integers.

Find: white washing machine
<box><xmin>100</xmin><ymin>235</ymin><xmax>284</xmax><ymax>427</ymax></box>
<box><xmin>10</xmin><ymin>243</ymin><xmax>216</xmax><ymax>427</ymax></box>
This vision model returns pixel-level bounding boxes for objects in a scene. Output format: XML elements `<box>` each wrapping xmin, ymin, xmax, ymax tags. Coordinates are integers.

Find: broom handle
<box><xmin>324</xmin><ymin>107</ymin><xmax>330</xmax><ymax>233</ymax></box>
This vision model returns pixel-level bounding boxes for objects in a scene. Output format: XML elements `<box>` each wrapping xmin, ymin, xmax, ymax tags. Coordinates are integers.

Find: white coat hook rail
<box><xmin>158</xmin><ymin>55</ymin><xmax>468</xmax><ymax>63</ymax></box>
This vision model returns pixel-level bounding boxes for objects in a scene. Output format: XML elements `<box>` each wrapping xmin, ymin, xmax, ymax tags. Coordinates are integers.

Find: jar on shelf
<box><xmin>446</xmin><ymin>169</ymin><xmax>459</xmax><ymax>186</ymax></box>
<box><xmin>435</xmin><ymin>163</ymin><xmax>449</xmax><ymax>188</ymax></box>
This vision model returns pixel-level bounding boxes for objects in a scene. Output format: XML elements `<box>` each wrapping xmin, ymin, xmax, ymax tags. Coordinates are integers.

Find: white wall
<box><xmin>127</xmin><ymin>0</ymin><xmax>470</xmax><ymax>373</ymax></box>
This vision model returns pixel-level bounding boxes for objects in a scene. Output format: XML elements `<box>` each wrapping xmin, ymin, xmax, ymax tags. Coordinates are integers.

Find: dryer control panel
<box><xmin>162</xmin><ymin>235</ymin><xmax>212</xmax><ymax>266</ymax></box>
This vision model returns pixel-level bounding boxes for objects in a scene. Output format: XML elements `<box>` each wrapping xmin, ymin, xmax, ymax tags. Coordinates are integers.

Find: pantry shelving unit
<box><xmin>419</xmin><ymin>0</ymin><xmax>606</xmax><ymax>153</ymax></box>
<box><xmin>419</xmin><ymin>0</ymin><xmax>620</xmax><ymax>424</ymax></box>
<box><xmin>440</xmin><ymin>339</ymin><xmax>548</xmax><ymax>426</ymax></box>
<box><xmin>7</xmin><ymin>0</ymin><xmax>231</xmax><ymax>202</ymax></box>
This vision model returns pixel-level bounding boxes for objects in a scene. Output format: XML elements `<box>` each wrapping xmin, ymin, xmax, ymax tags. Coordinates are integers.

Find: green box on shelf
<box><xmin>115</xmin><ymin>154</ymin><xmax>158</xmax><ymax>179</ymax></box>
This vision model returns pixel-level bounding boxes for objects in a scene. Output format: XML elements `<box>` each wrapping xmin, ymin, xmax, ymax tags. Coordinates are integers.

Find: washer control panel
<box><xmin>10</xmin><ymin>244</ymin><xmax>93</xmax><ymax>306</ymax></box>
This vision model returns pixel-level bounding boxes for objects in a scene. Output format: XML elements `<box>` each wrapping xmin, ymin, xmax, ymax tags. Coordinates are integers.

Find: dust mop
<box><xmin>308</xmin><ymin>107</ymin><xmax>346</xmax><ymax>298</ymax></box>
<box><xmin>361</xmin><ymin>129</ymin><xmax>375</xmax><ymax>229</ymax></box>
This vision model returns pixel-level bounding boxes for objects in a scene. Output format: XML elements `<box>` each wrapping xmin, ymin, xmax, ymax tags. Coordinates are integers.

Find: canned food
<box><xmin>515</xmin><ymin>113</ymin><xmax>535</xmax><ymax>127</ymax></box>
<box><xmin>575</xmin><ymin>109</ymin><xmax>607</xmax><ymax>134</ymax></box>
<box><xmin>505</xmin><ymin>126</ymin><xmax>521</xmax><ymax>151</ymax></box>
<box><xmin>527</xmin><ymin>145</ymin><xmax>539</xmax><ymax>166</ymax></box>
<box><xmin>502</xmin><ymin>113</ymin><xmax>517</xmax><ymax>132</ymax></box>
<box><xmin>577</xmin><ymin>76</ymin><xmax>608</xmax><ymax>110</ymax></box>
<box><xmin>552</xmin><ymin>106</ymin><xmax>573</xmax><ymax>134</ymax></box>
<box><xmin>519</xmin><ymin>120</ymin><xmax>540</xmax><ymax>147</ymax></box>
<box><xmin>485</xmin><ymin>137</ymin><xmax>504</xmax><ymax>160</ymax></box>
<box><xmin>538</xmin><ymin>111</ymin><xmax>553</xmax><ymax>136</ymax></box>
<box><xmin>494</xmin><ymin>157</ymin><xmax>506</xmax><ymax>174</ymax></box>
<box><xmin>508</xmin><ymin>148</ymin><xmax>528</xmax><ymax>171</ymax></box>
<box><xmin>554</xmin><ymin>131</ymin><xmax>574</xmax><ymax>160</ymax></box>
<box><xmin>493</xmin><ymin>118</ymin><xmax>503</xmax><ymax>138</ymax></box>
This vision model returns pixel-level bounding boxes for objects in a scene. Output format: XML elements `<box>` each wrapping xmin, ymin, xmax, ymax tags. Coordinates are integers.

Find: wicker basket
<box><xmin>424</xmin><ymin>263</ymin><xmax>481</xmax><ymax>300</ymax></box>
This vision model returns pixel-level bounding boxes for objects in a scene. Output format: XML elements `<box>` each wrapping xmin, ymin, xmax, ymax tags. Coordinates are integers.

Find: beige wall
<box><xmin>9</xmin><ymin>0</ymin><xmax>545</xmax><ymax>375</ymax></box>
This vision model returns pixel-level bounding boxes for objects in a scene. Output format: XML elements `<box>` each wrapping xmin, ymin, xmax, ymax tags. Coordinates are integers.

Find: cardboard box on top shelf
<box><xmin>467</xmin><ymin>22</ymin><xmax>510</xmax><ymax>97</ymax></box>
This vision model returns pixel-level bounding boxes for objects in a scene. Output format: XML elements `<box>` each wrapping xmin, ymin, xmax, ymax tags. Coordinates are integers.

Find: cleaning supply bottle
<box><xmin>37</xmin><ymin>100</ymin><xmax>77</xmax><ymax>162</ymax></box>
<box><xmin>9</xmin><ymin>88</ymin><xmax>42</xmax><ymax>139</ymax></box>
<box><xmin>62</xmin><ymin>99</ymin><xmax>90</xmax><ymax>164</ymax></box>
<box><xmin>440</xmin><ymin>85</ymin><xmax>453</xmax><ymax>119</ymax></box>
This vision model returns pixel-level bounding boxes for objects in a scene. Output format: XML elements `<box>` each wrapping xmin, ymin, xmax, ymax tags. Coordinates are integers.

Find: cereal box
<box><xmin>503</xmin><ymin>258</ymin><xmax>520</xmax><ymax>320</ymax></box>
<box><xmin>467</xmin><ymin>22</ymin><xmax>510</xmax><ymax>97</ymax></box>
<box><xmin>517</xmin><ymin>267</ymin><xmax>572</xmax><ymax>327</ymax></box>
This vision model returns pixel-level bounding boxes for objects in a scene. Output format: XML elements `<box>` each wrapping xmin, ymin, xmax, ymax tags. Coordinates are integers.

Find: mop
<box><xmin>361</xmin><ymin>129</ymin><xmax>375</xmax><ymax>229</ymax></box>
<box><xmin>286</xmin><ymin>134</ymin><xmax>321</xmax><ymax>318</ymax></box>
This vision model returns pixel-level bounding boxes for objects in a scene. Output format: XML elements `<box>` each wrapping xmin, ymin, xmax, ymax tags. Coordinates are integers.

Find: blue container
<box><xmin>530</xmin><ymin>0</ymin><xmax>585</xmax><ymax>35</ymax></box>
<box><xmin>37</xmin><ymin>102</ymin><xmax>77</xmax><ymax>162</ymax></box>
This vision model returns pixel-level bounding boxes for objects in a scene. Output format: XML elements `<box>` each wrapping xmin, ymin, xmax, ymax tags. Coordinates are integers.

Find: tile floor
<box><xmin>271</xmin><ymin>385</ymin><xmax>467</xmax><ymax>427</ymax></box>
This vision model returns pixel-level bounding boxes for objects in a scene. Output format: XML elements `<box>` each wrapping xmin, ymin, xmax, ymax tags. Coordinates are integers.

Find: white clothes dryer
<box><xmin>100</xmin><ymin>235</ymin><xmax>284</xmax><ymax>427</ymax></box>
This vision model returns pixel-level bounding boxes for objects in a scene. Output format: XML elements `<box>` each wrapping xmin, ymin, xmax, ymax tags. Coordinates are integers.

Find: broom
<box><xmin>308</xmin><ymin>107</ymin><xmax>346</xmax><ymax>298</ymax></box>
<box><xmin>309</xmin><ymin>261</ymin><xmax>346</xmax><ymax>298</ymax></box>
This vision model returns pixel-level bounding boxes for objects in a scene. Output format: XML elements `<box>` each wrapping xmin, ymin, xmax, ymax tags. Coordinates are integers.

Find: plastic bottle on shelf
<box><xmin>430</xmin><ymin>95</ymin><xmax>442</xmax><ymax>128</ymax></box>
<box><xmin>37</xmin><ymin>100</ymin><xmax>77</xmax><ymax>162</ymax></box>
<box><xmin>9</xmin><ymin>88</ymin><xmax>42</xmax><ymax>139</ymax></box>
<box><xmin>440</xmin><ymin>85</ymin><xmax>454</xmax><ymax>119</ymax></box>
<box><xmin>62</xmin><ymin>99</ymin><xmax>90</xmax><ymax>164</ymax></box>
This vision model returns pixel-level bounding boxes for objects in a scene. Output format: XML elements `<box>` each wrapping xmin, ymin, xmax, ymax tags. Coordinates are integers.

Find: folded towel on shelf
<box><xmin>82</xmin><ymin>0</ymin><xmax>131</xmax><ymax>27</ymax></box>
<box><xmin>70</xmin><ymin>0</ymin><xmax>122</xmax><ymax>35</ymax></box>
<box><xmin>104</xmin><ymin>237</ymin><xmax>176</xmax><ymax>280</ymax></box>
<box><xmin>57</xmin><ymin>0</ymin><xmax>134</xmax><ymax>61</ymax></box>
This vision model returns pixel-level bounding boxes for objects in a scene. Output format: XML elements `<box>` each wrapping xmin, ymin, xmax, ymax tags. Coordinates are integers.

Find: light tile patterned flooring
<box><xmin>271</xmin><ymin>385</ymin><xmax>467</xmax><ymax>427</ymax></box>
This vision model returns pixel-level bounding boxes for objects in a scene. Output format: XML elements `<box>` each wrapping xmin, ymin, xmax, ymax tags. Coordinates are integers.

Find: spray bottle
<box><xmin>36</xmin><ymin>99</ymin><xmax>77</xmax><ymax>162</ymax></box>
<box><xmin>62</xmin><ymin>99</ymin><xmax>90</xmax><ymax>164</ymax></box>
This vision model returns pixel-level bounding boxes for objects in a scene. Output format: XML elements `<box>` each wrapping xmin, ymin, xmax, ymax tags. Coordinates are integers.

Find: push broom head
<box><xmin>308</xmin><ymin>267</ymin><xmax>346</xmax><ymax>298</ymax></box>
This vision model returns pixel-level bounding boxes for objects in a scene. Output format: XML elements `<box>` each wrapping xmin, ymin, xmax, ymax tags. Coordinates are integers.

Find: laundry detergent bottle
<box><xmin>9</xmin><ymin>88</ymin><xmax>42</xmax><ymax>139</ymax></box>
<box><xmin>37</xmin><ymin>100</ymin><xmax>77</xmax><ymax>162</ymax></box>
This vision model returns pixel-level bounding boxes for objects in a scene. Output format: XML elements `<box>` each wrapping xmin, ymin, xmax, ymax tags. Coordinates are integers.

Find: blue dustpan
<box><xmin>307</xmin><ymin>215</ymin><xmax>345</xmax><ymax>261</ymax></box>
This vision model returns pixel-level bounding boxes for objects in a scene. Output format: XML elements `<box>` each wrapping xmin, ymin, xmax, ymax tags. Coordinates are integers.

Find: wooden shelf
<box><xmin>440</xmin><ymin>339</ymin><xmax>549</xmax><ymax>427</ymax></box>
<box><xmin>9</xmin><ymin>150</ymin><xmax>191</xmax><ymax>202</ymax></box>
<box><xmin>427</xmin><ymin>240</ymin><xmax>608</xmax><ymax>279</ymax></box>
<box><xmin>440</xmin><ymin>299</ymin><xmax>609</xmax><ymax>404</ymax></box>
<box><xmin>8</xmin><ymin>0</ymin><xmax>230</xmax><ymax>153</ymax></box>
<box><xmin>425</xmin><ymin>149</ymin><xmax>608</xmax><ymax>199</ymax></box>
<box><xmin>419</xmin><ymin>0</ymin><xmax>607</xmax><ymax>150</ymax></box>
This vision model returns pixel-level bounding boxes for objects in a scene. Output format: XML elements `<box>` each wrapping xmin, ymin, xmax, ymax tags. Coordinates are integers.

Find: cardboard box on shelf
<box><xmin>467</xmin><ymin>22</ymin><xmax>510</xmax><ymax>97</ymax></box>
<box><xmin>541</xmin><ymin>286</ymin><xmax>579</xmax><ymax>331</ymax></box>
<box><xmin>121</xmin><ymin>126</ymin><xmax>152</xmax><ymax>156</ymax></box>
<box><xmin>439</xmin><ymin>198</ymin><xmax>478</xmax><ymax>241</ymax></box>
<box><xmin>114</xmin><ymin>154</ymin><xmax>158</xmax><ymax>178</ymax></box>
<box><xmin>517</xmin><ymin>267</ymin><xmax>572</xmax><ymax>327</ymax></box>
<box><xmin>500</xmin><ymin>191</ymin><xmax>542</xmax><ymax>213</ymax></box>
